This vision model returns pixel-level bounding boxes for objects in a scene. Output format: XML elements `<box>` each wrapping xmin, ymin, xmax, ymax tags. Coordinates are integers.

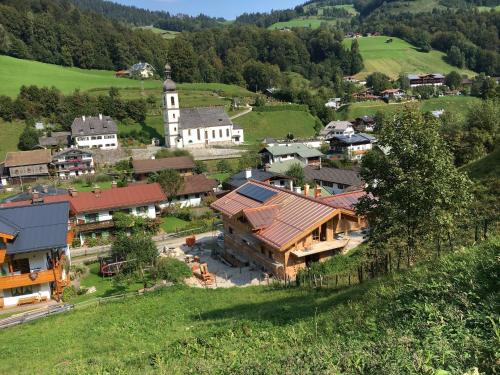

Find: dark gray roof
<box><xmin>304</xmin><ymin>166</ymin><xmax>363</xmax><ymax>187</ymax></box>
<box><xmin>329</xmin><ymin>133</ymin><xmax>376</xmax><ymax>146</ymax></box>
<box><xmin>179</xmin><ymin>107</ymin><xmax>233</xmax><ymax>130</ymax></box>
<box><xmin>71</xmin><ymin>116</ymin><xmax>118</xmax><ymax>136</ymax></box>
<box><xmin>0</xmin><ymin>201</ymin><xmax>69</xmax><ymax>254</ymax></box>
<box><xmin>226</xmin><ymin>169</ymin><xmax>290</xmax><ymax>189</ymax></box>
<box><xmin>2</xmin><ymin>185</ymin><xmax>69</xmax><ymax>203</ymax></box>
<box><xmin>53</xmin><ymin>148</ymin><xmax>92</xmax><ymax>158</ymax></box>
<box><xmin>38</xmin><ymin>132</ymin><xmax>71</xmax><ymax>147</ymax></box>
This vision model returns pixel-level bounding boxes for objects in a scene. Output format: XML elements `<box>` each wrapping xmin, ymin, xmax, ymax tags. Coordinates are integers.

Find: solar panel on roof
<box><xmin>237</xmin><ymin>184</ymin><xmax>277</xmax><ymax>203</ymax></box>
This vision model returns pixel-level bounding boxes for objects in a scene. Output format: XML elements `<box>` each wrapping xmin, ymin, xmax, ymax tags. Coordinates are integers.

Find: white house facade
<box><xmin>71</xmin><ymin>115</ymin><xmax>119</xmax><ymax>150</ymax></box>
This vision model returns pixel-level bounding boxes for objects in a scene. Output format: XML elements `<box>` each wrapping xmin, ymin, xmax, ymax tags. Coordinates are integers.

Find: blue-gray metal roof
<box><xmin>2</xmin><ymin>185</ymin><xmax>68</xmax><ymax>203</ymax></box>
<box><xmin>0</xmin><ymin>201</ymin><xmax>69</xmax><ymax>254</ymax></box>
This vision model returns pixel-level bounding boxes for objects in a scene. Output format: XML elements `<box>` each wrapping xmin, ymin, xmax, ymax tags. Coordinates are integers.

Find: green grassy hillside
<box><xmin>338</xmin><ymin>96</ymin><xmax>480</xmax><ymax>120</ymax></box>
<box><xmin>343</xmin><ymin>36</ymin><xmax>475</xmax><ymax>79</ymax></box>
<box><xmin>0</xmin><ymin>120</ymin><xmax>24</xmax><ymax>161</ymax></box>
<box><xmin>462</xmin><ymin>148</ymin><xmax>500</xmax><ymax>180</ymax></box>
<box><xmin>135</xmin><ymin>26</ymin><xmax>179</xmax><ymax>39</ymax></box>
<box><xmin>0</xmin><ymin>238</ymin><xmax>497</xmax><ymax>374</ymax></box>
<box><xmin>0</xmin><ymin>55</ymin><xmax>160</xmax><ymax>97</ymax></box>
<box><xmin>269</xmin><ymin>4</ymin><xmax>356</xmax><ymax>30</ymax></box>
<box><xmin>236</xmin><ymin>110</ymin><xmax>317</xmax><ymax>143</ymax></box>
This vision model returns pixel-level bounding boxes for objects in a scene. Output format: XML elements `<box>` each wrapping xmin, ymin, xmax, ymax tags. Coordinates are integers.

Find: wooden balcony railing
<box><xmin>74</xmin><ymin>220</ymin><xmax>115</xmax><ymax>233</ymax></box>
<box><xmin>0</xmin><ymin>270</ymin><xmax>56</xmax><ymax>289</ymax></box>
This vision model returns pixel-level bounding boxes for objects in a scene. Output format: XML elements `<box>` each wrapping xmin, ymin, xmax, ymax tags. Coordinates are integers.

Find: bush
<box><xmin>61</xmin><ymin>286</ymin><xmax>78</xmax><ymax>302</ymax></box>
<box><xmin>154</xmin><ymin>258</ymin><xmax>192</xmax><ymax>283</ymax></box>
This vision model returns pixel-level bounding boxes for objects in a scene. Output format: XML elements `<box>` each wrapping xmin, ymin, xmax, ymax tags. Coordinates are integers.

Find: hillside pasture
<box><xmin>337</xmin><ymin>96</ymin><xmax>480</xmax><ymax>120</ymax></box>
<box><xmin>136</xmin><ymin>26</ymin><xmax>179</xmax><ymax>39</ymax></box>
<box><xmin>343</xmin><ymin>36</ymin><xmax>475</xmax><ymax>79</ymax></box>
<box><xmin>236</xmin><ymin>110</ymin><xmax>317</xmax><ymax>143</ymax></box>
<box><xmin>0</xmin><ymin>120</ymin><xmax>25</xmax><ymax>161</ymax></box>
<box><xmin>0</xmin><ymin>238</ymin><xmax>496</xmax><ymax>374</ymax></box>
<box><xmin>0</xmin><ymin>55</ymin><xmax>160</xmax><ymax>97</ymax></box>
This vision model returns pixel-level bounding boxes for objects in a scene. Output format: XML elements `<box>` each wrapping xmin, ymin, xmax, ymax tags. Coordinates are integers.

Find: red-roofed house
<box><xmin>211</xmin><ymin>180</ymin><xmax>367</xmax><ymax>279</ymax></box>
<box><xmin>319</xmin><ymin>190</ymin><xmax>368</xmax><ymax>210</ymax></box>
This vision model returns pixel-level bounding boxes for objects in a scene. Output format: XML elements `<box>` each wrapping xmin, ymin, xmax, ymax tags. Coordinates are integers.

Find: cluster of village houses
<box><xmin>0</xmin><ymin>64</ymin><xmax>377</xmax><ymax>309</ymax></box>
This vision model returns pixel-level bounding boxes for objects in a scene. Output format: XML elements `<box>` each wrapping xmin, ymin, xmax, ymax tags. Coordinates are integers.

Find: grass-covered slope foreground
<box><xmin>343</xmin><ymin>36</ymin><xmax>475</xmax><ymax>79</ymax></box>
<box><xmin>0</xmin><ymin>55</ymin><xmax>160</xmax><ymax>97</ymax></box>
<box><xmin>0</xmin><ymin>239</ymin><xmax>498</xmax><ymax>374</ymax></box>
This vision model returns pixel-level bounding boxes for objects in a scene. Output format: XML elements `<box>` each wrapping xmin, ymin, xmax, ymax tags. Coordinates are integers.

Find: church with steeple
<box><xmin>162</xmin><ymin>64</ymin><xmax>244</xmax><ymax>149</ymax></box>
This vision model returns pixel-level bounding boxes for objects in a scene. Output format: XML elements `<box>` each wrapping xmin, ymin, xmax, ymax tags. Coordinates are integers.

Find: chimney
<box><xmin>68</xmin><ymin>188</ymin><xmax>78</xmax><ymax>197</ymax></box>
<box><xmin>294</xmin><ymin>186</ymin><xmax>302</xmax><ymax>194</ymax></box>
<box><xmin>245</xmin><ymin>168</ymin><xmax>252</xmax><ymax>179</ymax></box>
<box><xmin>32</xmin><ymin>190</ymin><xmax>43</xmax><ymax>204</ymax></box>
<box><xmin>111</xmin><ymin>181</ymin><xmax>118</xmax><ymax>189</ymax></box>
<box><xmin>315</xmin><ymin>185</ymin><xmax>322</xmax><ymax>198</ymax></box>
<box><xmin>263</xmin><ymin>163</ymin><xmax>270</xmax><ymax>172</ymax></box>
<box><xmin>304</xmin><ymin>184</ymin><xmax>310</xmax><ymax>197</ymax></box>
<box><xmin>82</xmin><ymin>115</ymin><xmax>86</xmax><ymax>122</ymax></box>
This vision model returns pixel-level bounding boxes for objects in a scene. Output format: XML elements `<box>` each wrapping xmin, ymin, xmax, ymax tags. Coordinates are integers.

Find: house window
<box><xmin>268</xmin><ymin>251</ymin><xmax>273</xmax><ymax>260</ymax></box>
<box><xmin>85</xmin><ymin>213</ymin><xmax>99</xmax><ymax>223</ymax></box>
<box><xmin>219</xmin><ymin>129</ymin><xmax>223</xmax><ymax>138</ymax></box>
<box><xmin>173</xmin><ymin>113</ymin><xmax>176</xmax><ymax>119</ymax></box>
<box><xmin>227</xmin><ymin>129</ymin><xmax>230</xmax><ymax>137</ymax></box>
<box><xmin>195</xmin><ymin>193</ymin><xmax>200</xmax><ymax>198</ymax></box>
<box><xmin>260</xmin><ymin>245</ymin><xmax>265</xmax><ymax>254</ymax></box>
<box><xmin>12</xmin><ymin>258</ymin><xmax>30</xmax><ymax>274</ymax></box>
<box><xmin>10</xmin><ymin>285</ymin><xmax>33</xmax><ymax>296</ymax></box>
<box><xmin>212</xmin><ymin>130</ymin><xmax>216</xmax><ymax>138</ymax></box>
<box><xmin>312</xmin><ymin>228</ymin><xmax>320</xmax><ymax>241</ymax></box>
<box><xmin>197</xmin><ymin>129</ymin><xmax>201</xmax><ymax>140</ymax></box>
<box><xmin>136</xmin><ymin>206</ymin><xmax>148</xmax><ymax>214</ymax></box>
<box><xmin>228</xmin><ymin>227</ymin><xmax>233</xmax><ymax>234</ymax></box>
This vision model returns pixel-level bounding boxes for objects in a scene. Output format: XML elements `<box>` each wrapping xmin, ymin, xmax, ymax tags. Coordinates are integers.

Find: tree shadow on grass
<box><xmin>194</xmin><ymin>284</ymin><xmax>370</xmax><ymax>327</ymax></box>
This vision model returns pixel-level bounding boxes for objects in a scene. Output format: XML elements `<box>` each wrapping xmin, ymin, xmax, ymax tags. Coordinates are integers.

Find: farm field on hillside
<box><xmin>136</xmin><ymin>26</ymin><xmax>179</xmax><ymax>39</ymax></box>
<box><xmin>0</xmin><ymin>120</ymin><xmax>24</xmax><ymax>161</ymax></box>
<box><xmin>236</xmin><ymin>110</ymin><xmax>317</xmax><ymax>143</ymax></box>
<box><xmin>0</xmin><ymin>238</ymin><xmax>496</xmax><ymax>374</ymax></box>
<box><xmin>0</xmin><ymin>56</ymin><xmax>160</xmax><ymax>97</ymax></box>
<box><xmin>343</xmin><ymin>36</ymin><xmax>475</xmax><ymax>79</ymax></box>
<box><xmin>338</xmin><ymin>96</ymin><xmax>480</xmax><ymax>120</ymax></box>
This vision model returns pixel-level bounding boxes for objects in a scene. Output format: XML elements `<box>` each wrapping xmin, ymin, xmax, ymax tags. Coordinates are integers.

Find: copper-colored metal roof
<box><xmin>211</xmin><ymin>180</ymin><xmax>341</xmax><ymax>250</ymax></box>
<box><xmin>244</xmin><ymin>205</ymin><xmax>280</xmax><ymax>230</ymax></box>
<box><xmin>319</xmin><ymin>190</ymin><xmax>367</xmax><ymax>210</ymax></box>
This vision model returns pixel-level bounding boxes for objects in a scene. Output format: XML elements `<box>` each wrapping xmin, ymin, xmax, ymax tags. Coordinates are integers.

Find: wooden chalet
<box><xmin>211</xmin><ymin>181</ymin><xmax>367</xmax><ymax>280</ymax></box>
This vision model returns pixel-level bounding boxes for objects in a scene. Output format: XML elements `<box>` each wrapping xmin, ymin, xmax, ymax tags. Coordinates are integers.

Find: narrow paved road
<box><xmin>229</xmin><ymin>105</ymin><xmax>252</xmax><ymax>120</ymax></box>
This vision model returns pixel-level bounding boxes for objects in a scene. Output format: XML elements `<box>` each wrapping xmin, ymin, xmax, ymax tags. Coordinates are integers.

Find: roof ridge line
<box><xmin>246</xmin><ymin>179</ymin><xmax>338</xmax><ymax>209</ymax></box>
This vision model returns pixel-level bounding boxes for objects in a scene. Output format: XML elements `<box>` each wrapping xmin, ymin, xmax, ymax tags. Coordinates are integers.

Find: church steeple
<box><xmin>163</xmin><ymin>62</ymin><xmax>180</xmax><ymax>148</ymax></box>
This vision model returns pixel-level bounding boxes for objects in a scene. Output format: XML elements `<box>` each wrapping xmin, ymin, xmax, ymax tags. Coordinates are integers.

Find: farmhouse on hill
<box><xmin>0</xmin><ymin>201</ymin><xmax>71</xmax><ymax>308</ymax></box>
<box><xmin>162</xmin><ymin>64</ymin><xmax>244</xmax><ymax>148</ymax></box>
<box><xmin>407</xmin><ymin>73</ymin><xmax>445</xmax><ymax>87</ymax></box>
<box><xmin>71</xmin><ymin>115</ymin><xmax>119</xmax><ymax>150</ymax></box>
<box><xmin>259</xmin><ymin>144</ymin><xmax>323</xmax><ymax>168</ymax></box>
<box><xmin>52</xmin><ymin>149</ymin><xmax>95</xmax><ymax>179</ymax></box>
<box><xmin>211</xmin><ymin>181</ymin><xmax>367</xmax><ymax>279</ymax></box>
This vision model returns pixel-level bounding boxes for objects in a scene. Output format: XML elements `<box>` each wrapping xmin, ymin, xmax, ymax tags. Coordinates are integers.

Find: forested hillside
<box><xmin>0</xmin><ymin>0</ymin><xmax>169</xmax><ymax>71</ymax></box>
<box><xmin>72</xmin><ymin>0</ymin><xmax>223</xmax><ymax>30</ymax></box>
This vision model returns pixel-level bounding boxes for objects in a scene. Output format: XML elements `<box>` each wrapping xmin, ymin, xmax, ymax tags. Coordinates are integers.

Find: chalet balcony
<box><xmin>0</xmin><ymin>269</ymin><xmax>56</xmax><ymax>289</ymax></box>
<box><xmin>74</xmin><ymin>220</ymin><xmax>115</xmax><ymax>233</ymax></box>
<box><xmin>291</xmin><ymin>239</ymin><xmax>349</xmax><ymax>258</ymax></box>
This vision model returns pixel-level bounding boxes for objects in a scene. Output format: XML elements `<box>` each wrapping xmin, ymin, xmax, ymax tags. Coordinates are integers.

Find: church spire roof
<box><xmin>163</xmin><ymin>63</ymin><xmax>176</xmax><ymax>92</ymax></box>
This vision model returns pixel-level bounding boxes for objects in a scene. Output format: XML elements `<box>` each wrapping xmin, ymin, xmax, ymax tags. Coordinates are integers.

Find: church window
<box><xmin>173</xmin><ymin>113</ymin><xmax>176</xmax><ymax>119</ymax></box>
<box><xmin>197</xmin><ymin>129</ymin><xmax>201</xmax><ymax>140</ymax></box>
<box><xmin>188</xmin><ymin>129</ymin><xmax>191</xmax><ymax>136</ymax></box>
<box><xmin>226</xmin><ymin>129</ymin><xmax>230</xmax><ymax>137</ymax></box>
<box><xmin>212</xmin><ymin>130</ymin><xmax>216</xmax><ymax>138</ymax></box>
<box><xmin>170</xmin><ymin>96</ymin><xmax>175</xmax><ymax>106</ymax></box>
<box><xmin>219</xmin><ymin>129</ymin><xmax>223</xmax><ymax>138</ymax></box>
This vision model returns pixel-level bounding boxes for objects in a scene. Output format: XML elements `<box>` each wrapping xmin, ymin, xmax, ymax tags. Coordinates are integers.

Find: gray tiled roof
<box><xmin>304</xmin><ymin>166</ymin><xmax>363</xmax><ymax>187</ymax></box>
<box><xmin>329</xmin><ymin>133</ymin><xmax>376</xmax><ymax>145</ymax></box>
<box><xmin>71</xmin><ymin>116</ymin><xmax>118</xmax><ymax>136</ymax></box>
<box><xmin>260</xmin><ymin>144</ymin><xmax>323</xmax><ymax>158</ymax></box>
<box><xmin>226</xmin><ymin>169</ymin><xmax>290</xmax><ymax>189</ymax></box>
<box><xmin>38</xmin><ymin>131</ymin><xmax>71</xmax><ymax>147</ymax></box>
<box><xmin>0</xmin><ymin>201</ymin><xmax>69</xmax><ymax>254</ymax></box>
<box><xmin>179</xmin><ymin>107</ymin><xmax>233</xmax><ymax>130</ymax></box>
<box><xmin>2</xmin><ymin>185</ymin><xmax>69</xmax><ymax>203</ymax></box>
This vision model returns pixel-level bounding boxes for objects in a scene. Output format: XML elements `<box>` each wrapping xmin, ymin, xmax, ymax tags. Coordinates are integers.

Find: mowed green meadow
<box><xmin>338</xmin><ymin>96</ymin><xmax>480</xmax><ymax>120</ymax></box>
<box><xmin>0</xmin><ymin>55</ymin><xmax>160</xmax><ymax>97</ymax></box>
<box><xmin>343</xmin><ymin>36</ymin><xmax>476</xmax><ymax>79</ymax></box>
<box><xmin>236</xmin><ymin>110</ymin><xmax>317</xmax><ymax>143</ymax></box>
<box><xmin>0</xmin><ymin>120</ymin><xmax>25</xmax><ymax>161</ymax></box>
